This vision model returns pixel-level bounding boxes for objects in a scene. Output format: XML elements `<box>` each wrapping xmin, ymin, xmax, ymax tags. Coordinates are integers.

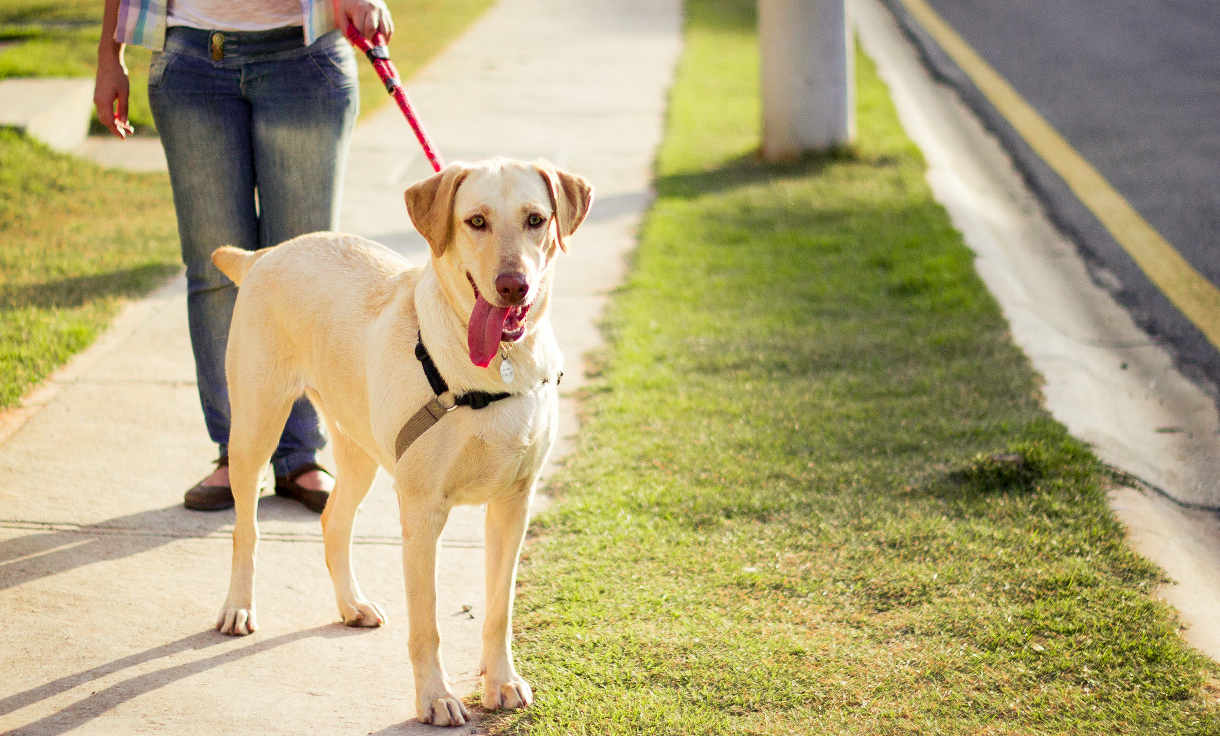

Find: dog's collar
<box><xmin>415</xmin><ymin>335</ymin><xmax>512</xmax><ymax>410</ymax></box>
<box><xmin>395</xmin><ymin>333</ymin><xmax>559</xmax><ymax>460</ymax></box>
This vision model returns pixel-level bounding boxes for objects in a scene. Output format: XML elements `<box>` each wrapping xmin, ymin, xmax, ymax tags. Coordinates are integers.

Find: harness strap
<box><xmin>395</xmin><ymin>335</ymin><xmax>513</xmax><ymax>459</ymax></box>
<box><xmin>395</xmin><ymin>393</ymin><xmax>455</xmax><ymax>459</ymax></box>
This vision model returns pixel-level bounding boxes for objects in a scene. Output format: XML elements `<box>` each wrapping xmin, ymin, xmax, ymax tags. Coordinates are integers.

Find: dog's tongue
<box><xmin>468</xmin><ymin>294</ymin><xmax>510</xmax><ymax>367</ymax></box>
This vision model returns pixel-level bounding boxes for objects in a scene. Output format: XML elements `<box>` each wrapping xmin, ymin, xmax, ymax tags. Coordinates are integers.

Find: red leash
<box><xmin>345</xmin><ymin>26</ymin><xmax>445</xmax><ymax>173</ymax></box>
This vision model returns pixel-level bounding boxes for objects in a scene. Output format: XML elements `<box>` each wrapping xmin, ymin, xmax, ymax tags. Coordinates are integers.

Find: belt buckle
<box><xmin>210</xmin><ymin>32</ymin><xmax>224</xmax><ymax>61</ymax></box>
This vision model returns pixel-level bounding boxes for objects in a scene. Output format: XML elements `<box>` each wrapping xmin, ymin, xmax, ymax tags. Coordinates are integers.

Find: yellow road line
<box><xmin>897</xmin><ymin>0</ymin><xmax>1220</xmax><ymax>350</ymax></box>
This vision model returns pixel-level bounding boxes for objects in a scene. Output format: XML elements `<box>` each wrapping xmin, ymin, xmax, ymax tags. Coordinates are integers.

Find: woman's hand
<box><xmin>337</xmin><ymin>0</ymin><xmax>394</xmax><ymax>41</ymax></box>
<box><xmin>94</xmin><ymin>41</ymin><xmax>134</xmax><ymax>139</ymax></box>
<box><xmin>95</xmin><ymin>0</ymin><xmax>134</xmax><ymax>139</ymax></box>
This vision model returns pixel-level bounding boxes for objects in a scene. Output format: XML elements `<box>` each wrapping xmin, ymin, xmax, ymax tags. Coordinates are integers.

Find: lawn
<box><xmin>0</xmin><ymin>0</ymin><xmax>492</xmax><ymax>410</ymax></box>
<box><xmin>0</xmin><ymin>127</ymin><xmax>180</xmax><ymax>408</ymax></box>
<box><xmin>480</xmin><ymin>0</ymin><xmax>1220</xmax><ymax>734</ymax></box>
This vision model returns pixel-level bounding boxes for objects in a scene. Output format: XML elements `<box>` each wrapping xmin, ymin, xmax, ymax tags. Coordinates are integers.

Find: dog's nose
<box><xmin>495</xmin><ymin>272</ymin><xmax>530</xmax><ymax>305</ymax></box>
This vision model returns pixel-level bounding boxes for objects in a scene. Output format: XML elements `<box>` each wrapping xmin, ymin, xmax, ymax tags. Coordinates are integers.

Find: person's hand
<box><xmin>337</xmin><ymin>0</ymin><xmax>394</xmax><ymax>41</ymax></box>
<box><xmin>94</xmin><ymin>42</ymin><xmax>134</xmax><ymax>139</ymax></box>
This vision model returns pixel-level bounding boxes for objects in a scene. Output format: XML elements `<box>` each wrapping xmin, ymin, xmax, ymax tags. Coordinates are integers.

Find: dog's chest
<box><xmin>478</xmin><ymin>385</ymin><xmax>558</xmax><ymax>470</ymax></box>
<box><xmin>424</xmin><ymin>385</ymin><xmax>558</xmax><ymax>505</ymax></box>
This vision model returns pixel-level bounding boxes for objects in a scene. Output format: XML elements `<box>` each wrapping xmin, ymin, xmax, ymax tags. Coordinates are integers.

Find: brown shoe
<box><xmin>274</xmin><ymin>462</ymin><xmax>332</xmax><ymax>513</ymax></box>
<box><xmin>184</xmin><ymin>455</ymin><xmax>234</xmax><ymax>511</ymax></box>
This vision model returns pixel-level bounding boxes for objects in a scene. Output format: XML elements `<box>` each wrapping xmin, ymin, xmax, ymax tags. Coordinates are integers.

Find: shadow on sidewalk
<box><xmin>0</xmin><ymin>624</ymin><xmax>371</xmax><ymax>734</ymax></box>
<box><xmin>0</xmin><ymin>496</ymin><xmax>329</xmax><ymax>592</ymax></box>
<box><xmin>369</xmin><ymin>714</ymin><xmax>487</xmax><ymax>735</ymax></box>
<box><xmin>0</xmin><ymin>504</ymin><xmax>229</xmax><ymax>592</ymax></box>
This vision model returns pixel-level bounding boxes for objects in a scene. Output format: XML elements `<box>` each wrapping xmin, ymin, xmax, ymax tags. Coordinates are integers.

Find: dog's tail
<box><xmin>211</xmin><ymin>246</ymin><xmax>271</xmax><ymax>286</ymax></box>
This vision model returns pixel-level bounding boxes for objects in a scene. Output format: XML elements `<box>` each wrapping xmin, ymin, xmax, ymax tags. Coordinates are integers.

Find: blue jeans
<box><xmin>148</xmin><ymin>25</ymin><xmax>358</xmax><ymax>477</ymax></box>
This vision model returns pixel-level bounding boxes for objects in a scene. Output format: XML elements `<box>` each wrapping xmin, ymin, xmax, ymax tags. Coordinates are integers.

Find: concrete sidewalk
<box><xmin>0</xmin><ymin>1</ymin><xmax>682</xmax><ymax>733</ymax></box>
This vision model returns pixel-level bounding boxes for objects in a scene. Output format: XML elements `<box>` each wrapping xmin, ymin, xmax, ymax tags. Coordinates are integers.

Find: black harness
<box><xmin>394</xmin><ymin>334</ymin><xmax>513</xmax><ymax>460</ymax></box>
<box><xmin>414</xmin><ymin>338</ymin><xmax>512</xmax><ymax>411</ymax></box>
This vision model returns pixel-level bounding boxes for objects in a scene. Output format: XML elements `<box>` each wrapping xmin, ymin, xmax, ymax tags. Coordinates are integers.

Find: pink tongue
<box><xmin>468</xmin><ymin>295</ymin><xmax>510</xmax><ymax>367</ymax></box>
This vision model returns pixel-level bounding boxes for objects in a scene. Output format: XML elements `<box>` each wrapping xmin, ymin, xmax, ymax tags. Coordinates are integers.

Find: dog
<box><xmin>209</xmin><ymin>158</ymin><xmax>592</xmax><ymax>726</ymax></box>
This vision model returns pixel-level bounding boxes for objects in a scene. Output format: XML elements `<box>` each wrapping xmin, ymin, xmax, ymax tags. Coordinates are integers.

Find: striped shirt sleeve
<box><xmin>114</xmin><ymin>0</ymin><xmax>168</xmax><ymax>49</ymax></box>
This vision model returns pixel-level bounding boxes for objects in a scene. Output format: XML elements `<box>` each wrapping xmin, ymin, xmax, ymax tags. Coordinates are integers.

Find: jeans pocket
<box><xmin>148</xmin><ymin>51</ymin><xmax>168</xmax><ymax>88</ymax></box>
<box><xmin>307</xmin><ymin>42</ymin><xmax>358</xmax><ymax>91</ymax></box>
<box><xmin>148</xmin><ymin>51</ymin><xmax>173</xmax><ymax>89</ymax></box>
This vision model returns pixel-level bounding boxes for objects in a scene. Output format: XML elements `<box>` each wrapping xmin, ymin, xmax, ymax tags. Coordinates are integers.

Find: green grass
<box><xmin>481</xmin><ymin>0</ymin><xmax>1220</xmax><ymax>733</ymax></box>
<box><xmin>0</xmin><ymin>128</ymin><xmax>181</xmax><ymax>408</ymax></box>
<box><xmin>0</xmin><ymin>1</ymin><xmax>492</xmax><ymax>410</ymax></box>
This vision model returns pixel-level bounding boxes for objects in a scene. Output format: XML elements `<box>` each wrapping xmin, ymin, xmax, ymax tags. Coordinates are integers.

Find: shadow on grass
<box><xmin>0</xmin><ymin>27</ymin><xmax>40</xmax><ymax>42</ymax></box>
<box><xmin>903</xmin><ymin>430</ymin><xmax>1106</xmax><ymax>513</ymax></box>
<box><xmin>0</xmin><ymin>264</ymin><xmax>179</xmax><ymax>311</ymax></box>
<box><xmin>682</xmin><ymin>0</ymin><xmax>758</xmax><ymax>35</ymax></box>
<box><xmin>654</xmin><ymin>146</ymin><xmax>869</xmax><ymax>200</ymax></box>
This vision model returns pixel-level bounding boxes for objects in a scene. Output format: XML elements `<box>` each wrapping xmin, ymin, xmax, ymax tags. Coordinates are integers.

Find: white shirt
<box><xmin>167</xmin><ymin>0</ymin><xmax>303</xmax><ymax>31</ymax></box>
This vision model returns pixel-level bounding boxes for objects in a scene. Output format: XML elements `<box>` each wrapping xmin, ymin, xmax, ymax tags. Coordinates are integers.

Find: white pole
<box><xmin>760</xmin><ymin>0</ymin><xmax>855</xmax><ymax>159</ymax></box>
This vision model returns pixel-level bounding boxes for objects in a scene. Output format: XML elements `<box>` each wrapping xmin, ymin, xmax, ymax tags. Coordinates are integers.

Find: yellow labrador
<box><xmin>210</xmin><ymin>158</ymin><xmax>592</xmax><ymax>726</ymax></box>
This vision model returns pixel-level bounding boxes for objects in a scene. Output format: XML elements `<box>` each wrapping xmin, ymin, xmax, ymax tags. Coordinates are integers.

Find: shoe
<box><xmin>274</xmin><ymin>462</ymin><xmax>332</xmax><ymax>513</ymax></box>
<box><xmin>184</xmin><ymin>455</ymin><xmax>234</xmax><ymax>511</ymax></box>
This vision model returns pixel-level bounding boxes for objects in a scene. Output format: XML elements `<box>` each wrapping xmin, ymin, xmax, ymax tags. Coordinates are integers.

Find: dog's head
<box><xmin>405</xmin><ymin>159</ymin><xmax>593</xmax><ymax>367</ymax></box>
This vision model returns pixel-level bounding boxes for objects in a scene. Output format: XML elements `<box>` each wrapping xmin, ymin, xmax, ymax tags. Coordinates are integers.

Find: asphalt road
<box><xmin>889</xmin><ymin>0</ymin><xmax>1220</xmax><ymax>397</ymax></box>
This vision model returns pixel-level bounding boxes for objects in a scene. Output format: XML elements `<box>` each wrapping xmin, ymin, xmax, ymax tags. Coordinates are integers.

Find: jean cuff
<box><xmin>271</xmin><ymin>451</ymin><xmax>318</xmax><ymax>479</ymax></box>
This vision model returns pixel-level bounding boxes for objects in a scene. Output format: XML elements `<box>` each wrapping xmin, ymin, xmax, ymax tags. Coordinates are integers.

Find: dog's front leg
<box><xmin>480</xmin><ymin>491</ymin><xmax>534</xmax><ymax>711</ymax></box>
<box><xmin>401</xmin><ymin>504</ymin><xmax>470</xmax><ymax>726</ymax></box>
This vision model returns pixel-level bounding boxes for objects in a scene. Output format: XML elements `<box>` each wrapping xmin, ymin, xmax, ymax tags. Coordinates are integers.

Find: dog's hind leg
<box><xmin>216</xmin><ymin>403</ymin><xmax>289</xmax><ymax>635</ymax></box>
<box><xmin>217</xmin><ymin>339</ymin><xmax>297</xmax><ymax>636</ymax></box>
<box><xmin>320</xmin><ymin>426</ymin><xmax>385</xmax><ymax>628</ymax></box>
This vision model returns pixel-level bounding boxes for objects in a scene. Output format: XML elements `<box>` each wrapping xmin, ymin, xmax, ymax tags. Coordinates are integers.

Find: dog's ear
<box><xmin>404</xmin><ymin>164</ymin><xmax>469</xmax><ymax>257</ymax></box>
<box><xmin>533</xmin><ymin>162</ymin><xmax>593</xmax><ymax>252</ymax></box>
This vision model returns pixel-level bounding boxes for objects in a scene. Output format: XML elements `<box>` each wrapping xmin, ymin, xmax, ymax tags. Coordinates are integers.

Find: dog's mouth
<box><xmin>466</xmin><ymin>272</ymin><xmax>530</xmax><ymax>368</ymax></box>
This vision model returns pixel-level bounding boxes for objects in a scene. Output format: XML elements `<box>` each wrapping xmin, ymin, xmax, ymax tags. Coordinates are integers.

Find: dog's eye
<box><xmin>526</xmin><ymin>213</ymin><xmax>546</xmax><ymax>229</ymax></box>
<box><xmin>466</xmin><ymin>214</ymin><xmax>486</xmax><ymax>230</ymax></box>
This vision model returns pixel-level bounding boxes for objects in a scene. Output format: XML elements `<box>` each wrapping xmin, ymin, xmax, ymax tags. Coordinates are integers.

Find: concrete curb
<box><xmin>878</xmin><ymin>0</ymin><xmax>1220</xmax><ymax>427</ymax></box>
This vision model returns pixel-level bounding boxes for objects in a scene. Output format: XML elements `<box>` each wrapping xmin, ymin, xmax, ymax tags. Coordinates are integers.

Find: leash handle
<box><xmin>345</xmin><ymin>26</ymin><xmax>445</xmax><ymax>173</ymax></box>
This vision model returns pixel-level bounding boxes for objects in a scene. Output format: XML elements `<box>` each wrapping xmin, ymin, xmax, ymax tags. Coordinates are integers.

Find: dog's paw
<box><xmin>482</xmin><ymin>675</ymin><xmax>533</xmax><ymax>711</ymax></box>
<box><xmin>341</xmin><ymin>599</ymin><xmax>387</xmax><ymax>628</ymax></box>
<box><xmin>417</xmin><ymin>693</ymin><xmax>470</xmax><ymax>727</ymax></box>
<box><xmin>216</xmin><ymin>605</ymin><xmax>258</xmax><ymax>636</ymax></box>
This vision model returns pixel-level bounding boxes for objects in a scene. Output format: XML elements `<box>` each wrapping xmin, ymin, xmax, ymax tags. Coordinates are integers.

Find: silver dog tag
<box><xmin>499</xmin><ymin>358</ymin><xmax>515</xmax><ymax>384</ymax></box>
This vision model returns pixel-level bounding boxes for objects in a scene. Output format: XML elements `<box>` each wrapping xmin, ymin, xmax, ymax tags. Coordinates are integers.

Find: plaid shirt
<box><xmin>115</xmin><ymin>0</ymin><xmax>335</xmax><ymax>49</ymax></box>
